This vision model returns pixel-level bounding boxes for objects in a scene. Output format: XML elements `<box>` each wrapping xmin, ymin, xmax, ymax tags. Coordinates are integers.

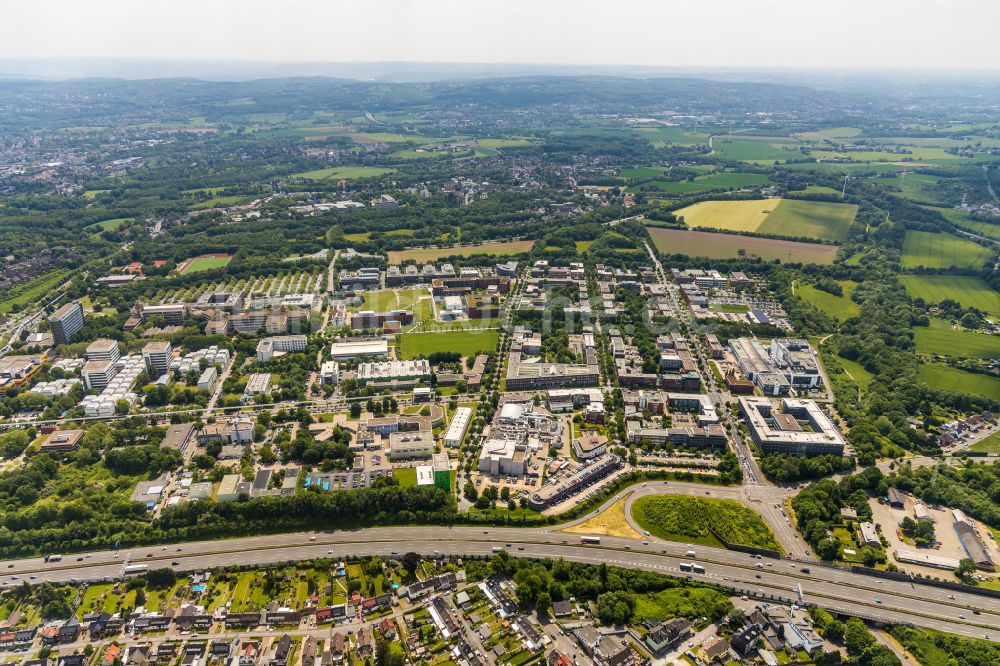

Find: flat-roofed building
<box><xmin>142</xmin><ymin>341</ymin><xmax>172</xmax><ymax>374</ymax></box>
<box><xmin>49</xmin><ymin>301</ymin><xmax>84</xmax><ymax>345</ymax></box>
<box><xmin>86</xmin><ymin>339</ymin><xmax>121</xmax><ymax>363</ymax></box>
<box><xmin>244</xmin><ymin>373</ymin><xmax>272</xmax><ymax>396</ymax></box>
<box><xmin>320</xmin><ymin>361</ymin><xmax>340</xmax><ymax>386</ymax></box>
<box><xmin>39</xmin><ymin>429</ymin><xmax>83</xmax><ymax>454</ymax></box>
<box><xmin>217</xmin><ymin>473</ymin><xmax>251</xmax><ymax>502</ymax></box>
<box><xmin>387</xmin><ymin>430</ymin><xmax>434</xmax><ymax>460</ymax></box>
<box><xmin>256</xmin><ymin>335</ymin><xmax>307</xmax><ymax>362</ymax></box>
<box><xmin>140</xmin><ymin>303</ymin><xmax>187</xmax><ymax>326</ymax></box>
<box><xmin>478</xmin><ymin>439</ymin><xmax>528</xmax><ymax>477</ymax></box>
<box><xmin>356</xmin><ymin>359</ymin><xmax>430</xmax><ymax>386</ymax></box>
<box><xmin>443</xmin><ymin>407</ymin><xmax>473</xmax><ymax>448</ymax></box>
<box><xmin>505</xmin><ymin>352</ymin><xmax>599</xmax><ymax>391</ymax></box>
<box><xmin>329</xmin><ymin>339</ymin><xmax>388</xmax><ymax>360</ymax></box>
<box><xmin>82</xmin><ymin>359</ymin><xmax>119</xmax><ymax>391</ymax></box>
<box><xmin>857</xmin><ymin>521</ymin><xmax>880</xmax><ymax>547</ymax></box>
<box><xmin>432</xmin><ymin>452</ymin><xmax>451</xmax><ymax>491</ymax></box>
<box><xmin>197</xmin><ymin>366</ymin><xmax>218</xmax><ymax>392</ymax></box>
<box><xmin>740</xmin><ymin>397</ymin><xmax>844</xmax><ymax>456</ymax></box>
<box><xmin>528</xmin><ymin>454</ymin><xmax>622</xmax><ymax>510</ymax></box>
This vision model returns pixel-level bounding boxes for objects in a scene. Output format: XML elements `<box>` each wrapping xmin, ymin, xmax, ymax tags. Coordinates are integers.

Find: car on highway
<box><xmin>959</xmin><ymin>615</ymin><xmax>966</xmax><ymax>619</ymax></box>
<box><xmin>171</xmin><ymin>561</ymin><xmax>179</xmax><ymax>566</ymax></box>
<box><xmin>309</xmin><ymin>536</ymin><xmax>316</xmax><ymax>541</ymax></box>
<box><xmin>876</xmin><ymin>599</ymin><xmax>882</xmax><ymax>604</ymax></box>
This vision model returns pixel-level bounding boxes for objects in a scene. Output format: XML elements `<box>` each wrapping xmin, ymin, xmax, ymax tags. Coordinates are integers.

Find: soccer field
<box><xmin>179</xmin><ymin>254</ymin><xmax>233</xmax><ymax>274</ymax></box>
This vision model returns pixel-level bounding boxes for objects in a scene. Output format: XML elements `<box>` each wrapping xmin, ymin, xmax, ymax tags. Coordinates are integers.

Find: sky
<box><xmin>6</xmin><ymin>0</ymin><xmax>1000</xmax><ymax>71</ymax></box>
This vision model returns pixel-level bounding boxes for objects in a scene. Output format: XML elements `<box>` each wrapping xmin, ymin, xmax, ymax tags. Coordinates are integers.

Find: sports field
<box><xmin>674</xmin><ymin>198</ymin><xmax>855</xmax><ymax>241</ymax></box>
<box><xmin>900</xmin><ymin>230</ymin><xmax>992</xmax><ymax>269</ymax></box>
<box><xmin>913</xmin><ymin>318</ymin><xmax>1000</xmax><ymax>359</ymax></box>
<box><xmin>899</xmin><ymin>275</ymin><xmax>1000</xmax><ymax>314</ymax></box>
<box><xmin>387</xmin><ymin>240</ymin><xmax>533</xmax><ymax>264</ymax></box>
<box><xmin>920</xmin><ymin>363</ymin><xmax>1000</xmax><ymax>401</ymax></box>
<box><xmin>796</xmin><ymin>280</ymin><xmax>860</xmax><ymax>320</ymax></box>
<box><xmin>673</xmin><ymin>199</ymin><xmax>773</xmax><ymax>232</ymax></box>
<box><xmin>178</xmin><ymin>254</ymin><xmax>233</xmax><ymax>274</ymax></box>
<box><xmin>758</xmin><ymin>199</ymin><xmax>857</xmax><ymax>241</ymax></box>
<box><xmin>647</xmin><ymin>227</ymin><xmax>838</xmax><ymax>264</ymax></box>
<box><xmin>397</xmin><ymin>330</ymin><xmax>499</xmax><ymax>360</ymax></box>
<box><xmin>289</xmin><ymin>166</ymin><xmax>396</xmax><ymax>181</ymax></box>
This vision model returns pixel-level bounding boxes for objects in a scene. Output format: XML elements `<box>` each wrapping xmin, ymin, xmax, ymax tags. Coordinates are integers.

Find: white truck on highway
<box><xmin>686</xmin><ymin>549</ymin><xmax>696</xmax><ymax>558</ymax></box>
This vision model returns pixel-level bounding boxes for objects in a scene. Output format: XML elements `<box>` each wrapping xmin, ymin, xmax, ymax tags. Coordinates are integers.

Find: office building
<box><xmin>82</xmin><ymin>359</ymin><xmax>119</xmax><ymax>391</ymax></box>
<box><xmin>256</xmin><ymin>335</ymin><xmax>308</xmax><ymax>362</ymax></box>
<box><xmin>86</xmin><ymin>339</ymin><xmax>121</xmax><ymax>363</ymax></box>
<box><xmin>48</xmin><ymin>301</ymin><xmax>84</xmax><ymax>345</ymax></box>
<box><xmin>356</xmin><ymin>359</ymin><xmax>430</xmax><ymax>386</ymax></box>
<box><xmin>740</xmin><ymin>396</ymin><xmax>845</xmax><ymax>456</ymax></box>
<box><xmin>478</xmin><ymin>439</ymin><xmax>528</xmax><ymax>477</ymax></box>
<box><xmin>328</xmin><ymin>339</ymin><xmax>388</xmax><ymax>360</ymax></box>
<box><xmin>320</xmin><ymin>361</ymin><xmax>340</xmax><ymax>386</ymax></box>
<box><xmin>141</xmin><ymin>341</ymin><xmax>172</xmax><ymax>374</ymax></box>
<box><xmin>244</xmin><ymin>373</ymin><xmax>272</xmax><ymax>396</ymax></box>
<box><xmin>387</xmin><ymin>431</ymin><xmax>434</xmax><ymax>460</ymax></box>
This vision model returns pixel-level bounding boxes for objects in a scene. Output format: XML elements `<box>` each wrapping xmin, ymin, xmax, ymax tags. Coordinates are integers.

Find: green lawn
<box><xmin>969</xmin><ymin>431</ymin><xmax>1000</xmax><ymax>454</ymax></box>
<box><xmin>900</xmin><ymin>230</ymin><xmax>992</xmax><ymax>269</ymax></box>
<box><xmin>758</xmin><ymin>199</ymin><xmax>857</xmax><ymax>241</ymax></box>
<box><xmin>361</xmin><ymin>289</ymin><xmax>425</xmax><ymax>312</ymax></box>
<box><xmin>188</xmin><ymin>195</ymin><xmax>250</xmax><ymax>209</ymax></box>
<box><xmin>709</xmin><ymin>303</ymin><xmax>749</xmax><ymax>313</ymax></box>
<box><xmin>630</xmin><ymin>586</ymin><xmax>732</xmax><ymax>623</ymax></box>
<box><xmin>914</xmin><ymin>318</ymin><xmax>1000</xmax><ymax>359</ymax></box>
<box><xmin>398</xmin><ymin>330</ymin><xmax>499</xmax><ymax>359</ymax></box>
<box><xmin>395</xmin><ymin>468</ymin><xmax>417</xmax><ymax>487</ymax></box>
<box><xmin>796</xmin><ymin>280</ymin><xmax>860</xmax><ymax>320</ymax></box>
<box><xmin>632</xmin><ymin>495</ymin><xmax>781</xmax><ymax>552</ymax></box>
<box><xmin>920</xmin><ymin>363</ymin><xmax>1000</xmax><ymax>401</ymax></box>
<box><xmin>899</xmin><ymin>275</ymin><xmax>1000</xmax><ymax>315</ymax></box>
<box><xmin>86</xmin><ymin>217</ymin><xmax>133</xmax><ymax>233</ymax></box>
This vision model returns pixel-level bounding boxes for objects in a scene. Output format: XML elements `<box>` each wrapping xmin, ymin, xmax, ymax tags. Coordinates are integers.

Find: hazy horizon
<box><xmin>8</xmin><ymin>0</ymin><xmax>1000</xmax><ymax>75</ymax></box>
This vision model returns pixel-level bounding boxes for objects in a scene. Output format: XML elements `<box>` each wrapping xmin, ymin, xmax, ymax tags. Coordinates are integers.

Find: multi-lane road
<box><xmin>3</xmin><ymin>523</ymin><xmax>996</xmax><ymax>641</ymax></box>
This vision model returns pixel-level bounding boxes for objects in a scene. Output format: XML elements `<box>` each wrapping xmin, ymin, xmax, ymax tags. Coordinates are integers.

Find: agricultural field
<box><xmin>798</xmin><ymin>127</ymin><xmax>862</xmax><ymax>140</ymax></box>
<box><xmin>476</xmin><ymin>138</ymin><xmax>533</xmax><ymax>149</ymax></box>
<box><xmin>82</xmin><ymin>189</ymin><xmax>110</xmax><ymax>199</ymax></box>
<box><xmin>913</xmin><ymin>318</ymin><xmax>1000</xmax><ymax>359</ymax></box>
<box><xmin>387</xmin><ymin>240</ymin><xmax>533</xmax><ymax>264</ymax></box>
<box><xmin>713</xmin><ymin>137</ymin><xmax>802</xmax><ymax>163</ymax></box>
<box><xmin>178</xmin><ymin>254</ymin><xmax>233</xmax><ymax>274</ymax></box>
<box><xmin>647</xmin><ymin>227</ymin><xmax>838</xmax><ymax>264</ymax></box>
<box><xmin>969</xmin><ymin>431</ymin><xmax>1000</xmax><ymax>454</ymax></box>
<box><xmin>919</xmin><ymin>363</ymin><xmax>1000</xmax><ymax>401</ymax></box>
<box><xmin>674</xmin><ymin>199</ymin><xmax>773</xmax><ymax>232</ymax></box>
<box><xmin>634</xmin><ymin>172</ymin><xmax>772</xmax><ymax>196</ymax></box>
<box><xmin>674</xmin><ymin>198</ymin><xmax>855</xmax><ymax>240</ymax></box>
<box><xmin>289</xmin><ymin>166</ymin><xmax>396</xmax><ymax>181</ymax></box>
<box><xmin>878</xmin><ymin>172</ymin><xmax>942</xmax><ymax>204</ymax></box>
<box><xmin>633</xmin><ymin>126</ymin><xmax>712</xmax><ymax>147</ymax></box>
<box><xmin>757</xmin><ymin>199</ymin><xmax>857</xmax><ymax>241</ymax></box>
<box><xmin>933</xmin><ymin>206</ymin><xmax>1000</xmax><ymax>241</ymax></box>
<box><xmin>397</xmin><ymin>330</ymin><xmax>499</xmax><ymax>360</ymax></box>
<box><xmin>899</xmin><ymin>275</ymin><xmax>1000</xmax><ymax>314</ymax></box>
<box><xmin>632</xmin><ymin>495</ymin><xmax>781</xmax><ymax>552</ymax></box>
<box><xmin>187</xmin><ymin>195</ymin><xmax>249</xmax><ymax>210</ymax></box>
<box><xmin>900</xmin><ymin>230</ymin><xmax>992</xmax><ymax>269</ymax></box>
<box><xmin>796</xmin><ymin>280</ymin><xmax>860</xmax><ymax>320</ymax></box>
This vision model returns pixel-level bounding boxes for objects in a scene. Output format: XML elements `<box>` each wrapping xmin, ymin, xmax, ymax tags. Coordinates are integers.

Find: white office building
<box><xmin>444</xmin><ymin>407</ymin><xmax>473</xmax><ymax>448</ymax></box>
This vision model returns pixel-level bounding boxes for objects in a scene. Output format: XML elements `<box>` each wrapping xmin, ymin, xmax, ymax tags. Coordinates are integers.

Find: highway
<box><xmin>3</xmin><ymin>525</ymin><xmax>997</xmax><ymax>641</ymax></box>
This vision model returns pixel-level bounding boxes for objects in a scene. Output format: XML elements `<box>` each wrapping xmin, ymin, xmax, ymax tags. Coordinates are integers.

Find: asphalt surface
<box><xmin>3</xmin><ymin>525</ymin><xmax>997</xmax><ymax>641</ymax></box>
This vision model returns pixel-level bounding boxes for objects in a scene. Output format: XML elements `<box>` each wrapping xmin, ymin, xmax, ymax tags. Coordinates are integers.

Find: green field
<box><xmin>914</xmin><ymin>318</ymin><xmax>1000</xmax><ymax>359</ymax></box>
<box><xmin>900</xmin><ymin>230</ymin><xmax>992</xmax><ymax>269</ymax></box>
<box><xmin>86</xmin><ymin>217</ymin><xmax>133</xmax><ymax>232</ymax></box>
<box><xmin>476</xmin><ymin>138</ymin><xmax>533</xmax><ymax>149</ymax></box>
<box><xmin>899</xmin><ymin>275</ymin><xmax>1000</xmax><ymax>314</ymax></box>
<box><xmin>179</xmin><ymin>255</ymin><xmax>233</xmax><ymax>274</ymax></box>
<box><xmin>796</xmin><ymin>280</ymin><xmax>860</xmax><ymax>320</ymax></box>
<box><xmin>879</xmin><ymin>172</ymin><xmax>942</xmax><ymax>203</ymax></box>
<box><xmin>630</xmin><ymin>172</ymin><xmax>772</xmax><ymax>195</ymax></box>
<box><xmin>361</xmin><ymin>288</ymin><xmax>426</xmax><ymax>312</ymax></box>
<box><xmin>648</xmin><ymin>227</ymin><xmax>838</xmax><ymax>264</ymax></box>
<box><xmin>969</xmin><ymin>431</ymin><xmax>1000</xmax><ymax>454</ymax></box>
<box><xmin>387</xmin><ymin>240</ymin><xmax>533</xmax><ymax>264</ymax></box>
<box><xmin>634</xmin><ymin>126</ymin><xmax>712</xmax><ymax>147</ymax></box>
<box><xmin>188</xmin><ymin>195</ymin><xmax>248</xmax><ymax>210</ymax></box>
<box><xmin>632</xmin><ymin>495</ymin><xmax>781</xmax><ymax>552</ymax></box>
<box><xmin>0</xmin><ymin>269</ymin><xmax>71</xmax><ymax>314</ymax></box>
<box><xmin>919</xmin><ymin>363</ymin><xmax>1000</xmax><ymax>400</ymax></box>
<box><xmin>289</xmin><ymin>166</ymin><xmax>396</xmax><ymax>181</ymax></box>
<box><xmin>714</xmin><ymin>138</ymin><xmax>802</xmax><ymax>163</ymax></box>
<box><xmin>630</xmin><ymin>586</ymin><xmax>731</xmax><ymax>624</ymax></box>
<box><xmin>799</xmin><ymin>127</ymin><xmax>862</xmax><ymax>140</ymax></box>
<box><xmin>82</xmin><ymin>189</ymin><xmax>110</xmax><ymax>199</ymax></box>
<box><xmin>673</xmin><ymin>198</ymin><xmax>855</xmax><ymax>241</ymax></box>
<box><xmin>758</xmin><ymin>199</ymin><xmax>857</xmax><ymax>241</ymax></box>
<box><xmin>397</xmin><ymin>330</ymin><xmax>499</xmax><ymax>360</ymax></box>
<box><xmin>933</xmin><ymin>206</ymin><xmax>1000</xmax><ymax>241</ymax></box>
<box><xmin>394</xmin><ymin>468</ymin><xmax>418</xmax><ymax>487</ymax></box>
<box><xmin>837</xmin><ymin>356</ymin><xmax>874</xmax><ymax>391</ymax></box>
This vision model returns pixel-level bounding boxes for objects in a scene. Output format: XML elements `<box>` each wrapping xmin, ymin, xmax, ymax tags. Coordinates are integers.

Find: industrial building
<box><xmin>443</xmin><ymin>406</ymin><xmax>473</xmax><ymax>448</ymax></box>
<box><xmin>740</xmin><ymin>396</ymin><xmax>845</xmax><ymax>456</ymax></box>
